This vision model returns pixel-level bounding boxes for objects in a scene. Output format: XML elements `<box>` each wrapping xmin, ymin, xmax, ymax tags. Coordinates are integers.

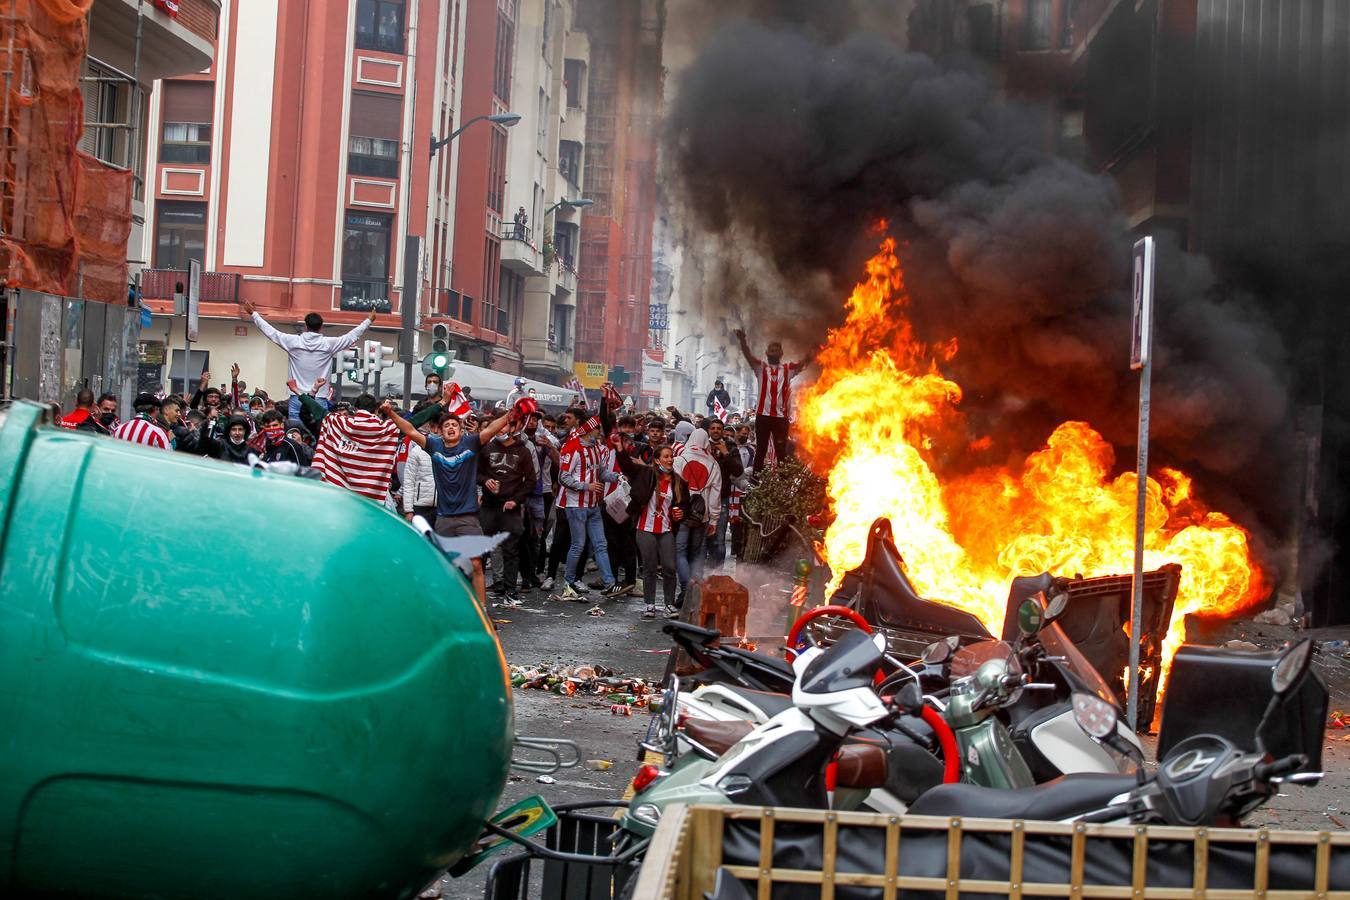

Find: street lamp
<box><xmin>545</xmin><ymin>198</ymin><xmax>593</xmax><ymax>216</ymax></box>
<box><xmin>674</xmin><ymin>331</ymin><xmax>703</xmax><ymax>347</ymax></box>
<box><xmin>429</xmin><ymin>112</ymin><xmax>522</xmax><ymax>158</ymax></box>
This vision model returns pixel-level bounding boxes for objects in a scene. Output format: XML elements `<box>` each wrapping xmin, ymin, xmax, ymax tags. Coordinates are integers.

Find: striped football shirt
<box><xmin>112</xmin><ymin>416</ymin><xmax>170</xmax><ymax>450</ymax></box>
<box><xmin>312</xmin><ymin>410</ymin><xmax>402</xmax><ymax>501</ymax></box>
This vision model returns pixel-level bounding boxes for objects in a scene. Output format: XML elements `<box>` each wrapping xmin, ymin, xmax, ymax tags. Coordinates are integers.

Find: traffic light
<box><xmin>421</xmin><ymin>347</ymin><xmax>456</xmax><ymax>378</ymax></box>
<box><xmin>364</xmin><ymin>339</ymin><xmax>396</xmax><ymax>371</ymax></box>
<box><xmin>431</xmin><ymin>323</ymin><xmax>451</xmax><ymax>354</ymax></box>
<box><xmin>609</xmin><ymin>366</ymin><xmax>630</xmax><ymax>390</ymax></box>
<box><xmin>339</xmin><ymin>347</ymin><xmax>362</xmax><ymax>381</ymax></box>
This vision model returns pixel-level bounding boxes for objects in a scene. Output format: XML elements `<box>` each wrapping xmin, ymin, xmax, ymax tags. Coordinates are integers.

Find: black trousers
<box><xmin>753</xmin><ymin>415</ymin><xmax>790</xmax><ymax>472</ymax></box>
<box><xmin>479</xmin><ymin>504</ymin><xmax>524</xmax><ymax>591</ymax></box>
<box><xmin>535</xmin><ymin>491</ymin><xmax>555</xmax><ymax>573</ymax></box>
<box><xmin>602</xmin><ymin>507</ymin><xmax>638</xmax><ymax>585</ymax></box>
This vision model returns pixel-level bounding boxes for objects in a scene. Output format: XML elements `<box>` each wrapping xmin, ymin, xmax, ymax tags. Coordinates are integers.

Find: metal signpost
<box><xmin>1127</xmin><ymin>236</ymin><xmax>1155</xmax><ymax>731</ymax></box>
<box><xmin>177</xmin><ymin>261</ymin><xmax>201</xmax><ymax>397</ymax></box>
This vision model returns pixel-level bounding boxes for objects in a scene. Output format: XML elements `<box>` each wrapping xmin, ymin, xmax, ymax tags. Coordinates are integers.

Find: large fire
<box><xmin>796</xmin><ymin>235</ymin><xmax>1265</xmax><ymax>690</ymax></box>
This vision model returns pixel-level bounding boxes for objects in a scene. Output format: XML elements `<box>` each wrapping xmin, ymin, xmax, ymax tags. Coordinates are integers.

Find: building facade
<box><xmin>3</xmin><ymin>0</ymin><xmax>217</xmax><ymax>408</ymax></box>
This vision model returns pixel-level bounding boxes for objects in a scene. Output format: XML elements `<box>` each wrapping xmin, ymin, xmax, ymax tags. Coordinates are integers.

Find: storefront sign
<box><xmin>640</xmin><ymin>348</ymin><xmax>663</xmax><ymax>399</ymax></box>
<box><xmin>573</xmin><ymin>362</ymin><xmax>608</xmax><ymax>389</ymax></box>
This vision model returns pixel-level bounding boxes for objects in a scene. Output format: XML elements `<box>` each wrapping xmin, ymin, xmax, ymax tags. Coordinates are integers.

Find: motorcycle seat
<box><xmin>682</xmin><ymin>718</ymin><xmax>891</xmax><ymax>789</ymax></box>
<box><xmin>665</xmin><ymin>621</ymin><xmax>722</xmax><ymax>646</ymax></box>
<box><xmin>907</xmin><ymin>773</ymin><xmax>1135</xmax><ymax>821</ymax></box>
<box><xmin>731</xmin><ymin>689</ymin><xmax>795</xmax><ymax>718</ymax></box>
<box><xmin>684</xmin><ymin>718</ymin><xmax>754</xmax><ymax>756</ymax></box>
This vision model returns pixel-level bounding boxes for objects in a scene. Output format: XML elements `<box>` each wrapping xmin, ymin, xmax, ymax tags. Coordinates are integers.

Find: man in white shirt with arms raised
<box><xmin>242</xmin><ymin>298</ymin><xmax>375</xmax><ymax>420</ymax></box>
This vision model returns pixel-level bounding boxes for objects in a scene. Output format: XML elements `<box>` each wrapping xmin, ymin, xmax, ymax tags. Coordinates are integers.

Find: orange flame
<box><xmin>796</xmin><ymin>235</ymin><xmax>1265</xmax><ymax>696</ymax></box>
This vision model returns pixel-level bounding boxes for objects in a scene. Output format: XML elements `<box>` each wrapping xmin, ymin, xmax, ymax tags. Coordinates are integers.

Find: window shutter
<box><xmin>349</xmin><ymin>91</ymin><xmax>402</xmax><ymax>140</ymax></box>
<box><xmin>162</xmin><ymin>81</ymin><xmax>214</xmax><ymax>123</ymax></box>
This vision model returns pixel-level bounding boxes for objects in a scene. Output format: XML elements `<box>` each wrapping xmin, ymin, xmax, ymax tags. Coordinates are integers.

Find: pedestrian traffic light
<box><xmin>421</xmin><ymin>348</ymin><xmax>456</xmax><ymax>378</ymax></box>
<box><xmin>609</xmin><ymin>366</ymin><xmax>630</xmax><ymax>390</ymax></box>
<box><xmin>431</xmin><ymin>323</ymin><xmax>451</xmax><ymax>354</ymax></box>
<box><xmin>364</xmin><ymin>339</ymin><xmax>396</xmax><ymax>371</ymax></box>
<box><xmin>339</xmin><ymin>347</ymin><xmax>362</xmax><ymax>381</ymax></box>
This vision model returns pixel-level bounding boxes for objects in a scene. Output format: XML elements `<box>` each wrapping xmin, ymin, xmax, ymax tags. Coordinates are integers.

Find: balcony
<box><xmin>140</xmin><ymin>268</ymin><xmax>240</xmax><ymax>302</ymax></box>
<box><xmin>555</xmin><ymin>257</ymin><xmax>577</xmax><ymax>295</ymax></box>
<box><xmin>500</xmin><ymin>225</ymin><xmax>543</xmax><ymax>276</ymax></box>
<box><xmin>340</xmin><ymin>278</ymin><xmax>393</xmax><ymax>313</ymax></box>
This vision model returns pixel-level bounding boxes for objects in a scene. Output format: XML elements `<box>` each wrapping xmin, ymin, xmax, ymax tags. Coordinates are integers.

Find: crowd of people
<box><xmin>42</xmin><ymin>311</ymin><xmax>810</xmax><ymax>621</ymax></box>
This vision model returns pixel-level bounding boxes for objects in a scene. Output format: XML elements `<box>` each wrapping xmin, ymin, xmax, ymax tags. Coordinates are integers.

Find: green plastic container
<box><xmin>0</xmin><ymin>402</ymin><xmax>512</xmax><ymax>898</ymax></box>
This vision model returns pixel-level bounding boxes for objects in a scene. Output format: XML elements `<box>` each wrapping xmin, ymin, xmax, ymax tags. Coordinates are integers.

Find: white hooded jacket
<box><xmin>674</xmin><ymin>428</ymin><xmax>722</xmax><ymax>523</ymax></box>
<box><xmin>252</xmin><ymin>312</ymin><xmax>372</xmax><ymax>399</ymax></box>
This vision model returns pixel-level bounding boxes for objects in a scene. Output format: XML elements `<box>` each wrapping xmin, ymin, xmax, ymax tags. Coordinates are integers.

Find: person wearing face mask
<box><xmin>735</xmin><ymin>328</ymin><xmax>815</xmax><ymax>473</ymax></box>
<box><xmin>703</xmin><ymin>419</ymin><xmax>744</xmax><ymax>569</ymax></box>
<box><xmin>194</xmin><ymin>414</ymin><xmax>253</xmax><ymax>465</ymax></box>
<box><xmin>246</xmin><ymin>410</ymin><xmax>309</xmax><ymax>464</ymax></box>
<box><xmin>672</xmin><ymin>427</ymin><xmax>722</xmax><ymax>608</ymax></box>
<box><xmin>617</xmin><ymin>444</ymin><xmax>683</xmax><ymax>618</ymax></box>
<box><xmin>477</xmin><ymin>410</ymin><xmax>538</xmax><ymax>606</ymax></box>
<box><xmin>76</xmin><ymin>392</ymin><xmax>121</xmax><ymax>436</ymax></box>
<box><xmin>518</xmin><ymin>411</ymin><xmax>554</xmax><ymax>594</ymax></box>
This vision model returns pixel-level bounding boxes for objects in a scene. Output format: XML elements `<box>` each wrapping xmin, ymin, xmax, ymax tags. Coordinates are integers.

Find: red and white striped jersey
<box><xmin>602</xmin><ymin>446</ymin><xmax>623</xmax><ymax>498</ymax></box>
<box><xmin>557</xmin><ymin>437</ymin><xmax>603</xmax><ymax>508</ymax></box>
<box><xmin>637</xmin><ymin>473</ymin><xmax>675</xmax><ymax>534</ymax></box>
<box><xmin>727</xmin><ymin>485</ymin><xmax>745</xmax><ymax>524</ymax></box>
<box><xmin>755</xmin><ymin>362</ymin><xmax>799</xmax><ymax>418</ymax></box>
<box><xmin>312</xmin><ymin>410</ymin><xmax>402</xmax><ymax>501</ymax></box>
<box><xmin>112</xmin><ymin>416</ymin><xmax>170</xmax><ymax>450</ymax></box>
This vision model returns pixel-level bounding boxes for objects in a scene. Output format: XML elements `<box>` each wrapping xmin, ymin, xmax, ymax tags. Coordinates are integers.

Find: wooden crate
<box><xmin>633</xmin><ymin>803</ymin><xmax>1350</xmax><ymax>899</ymax></box>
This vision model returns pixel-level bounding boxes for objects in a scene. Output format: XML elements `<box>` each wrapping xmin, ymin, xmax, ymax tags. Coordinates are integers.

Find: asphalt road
<box><xmin>430</xmin><ymin>580</ymin><xmax>1350</xmax><ymax>899</ymax></box>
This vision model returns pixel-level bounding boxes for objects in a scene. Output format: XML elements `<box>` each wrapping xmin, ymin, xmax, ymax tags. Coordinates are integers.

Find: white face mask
<box><xmin>426</xmin><ymin>383</ymin><xmax>441</xmax><ymax>396</ymax></box>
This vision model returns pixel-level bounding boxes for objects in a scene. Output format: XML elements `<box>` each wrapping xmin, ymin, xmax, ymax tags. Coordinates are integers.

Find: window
<box><xmin>348</xmin><ymin>91</ymin><xmax>402</xmax><ymax>179</ymax></box>
<box><xmin>1025</xmin><ymin>0</ymin><xmax>1052</xmax><ymax>50</ymax></box>
<box><xmin>81</xmin><ymin>60</ymin><xmax>129</xmax><ymax>167</ymax></box>
<box><xmin>498</xmin><ymin>270</ymin><xmax>523</xmax><ymax>336</ymax></box>
<box><xmin>160</xmin><ymin>81</ymin><xmax>214</xmax><ymax>163</ymax></box>
<box><xmin>552</xmin><ymin>303</ymin><xmax>571</xmax><ymax>350</ymax></box>
<box><xmin>482</xmin><ymin>237</ymin><xmax>500</xmax><ymax>330</ymax></box>
<box><xmin>341</xmin><ymin>213</ymin><xmax>393</xmax><ymax>312</ymax></box>
<box><xmin>459</xmin><ymin>293</ymin><xmax>474</xmax><ymax>326</ymax></box>
<box><xmin>154</xmin><ymin>201</ymin><xmax>207</xmax><ymax>270</ymax></box>
<box><xmin>563</xmin><ymin>59</ymin><xmax>584</xmax><ymax>108</ymax></box>
<box><xmin>558</xmin><ymin>140</ymin><xmax>582</xmax><ymax>187</ymax></box>
<box><xmin>494</xmin><ymin>13</ymin><xmax>513</xmax><ymax>102</ymax></box>
<box><xmin>487</xmin><ymin>128</ymin><xmax>507</xmax><ymax>212</ymax></box>
<box><xmin>1060</xmin><ymin>0</ymin><xmax>1077</xmax><ymax>49</ymax></box>
<box><xmin>444</xmin><ymin>288</ymin><xmax>461</xmax><ymax>318</ymax></box>
<box><xmin>355</xmin><ymin>0</ymin><xmax>404</xmax><ymax>54</ymax></box>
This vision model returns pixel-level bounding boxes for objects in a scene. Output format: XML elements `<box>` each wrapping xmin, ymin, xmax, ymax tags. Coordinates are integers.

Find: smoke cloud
<box><xmin>665</xmin><ymin>15</ymin><xmax>1294</xmax><ymax>535</ymax></box>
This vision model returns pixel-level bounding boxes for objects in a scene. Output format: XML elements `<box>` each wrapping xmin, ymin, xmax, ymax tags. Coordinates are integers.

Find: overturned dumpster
<box><xmin>0</xmin><ymin>402</ymin><xmax>512</xmax><ymax>899</ymax></box>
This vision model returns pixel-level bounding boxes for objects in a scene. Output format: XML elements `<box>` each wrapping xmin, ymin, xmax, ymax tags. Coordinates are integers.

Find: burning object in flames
<box><xmin>796</xmin><ymin>234</ymin><xmax>1266</xmax><ymax>698</ymax></box>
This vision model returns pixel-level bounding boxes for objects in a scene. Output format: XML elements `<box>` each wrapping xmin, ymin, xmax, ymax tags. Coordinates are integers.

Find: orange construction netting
<box><xmin>0</xmin><ymin>0</ymin><xmax>132</xmax><ymax>305</ymax></box>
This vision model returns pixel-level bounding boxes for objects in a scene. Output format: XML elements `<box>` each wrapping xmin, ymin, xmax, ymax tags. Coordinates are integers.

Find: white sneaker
<box><xmin>540</xmin><ymin>576</ymin><xmax>555</xmax><ymax>591</ymax></box>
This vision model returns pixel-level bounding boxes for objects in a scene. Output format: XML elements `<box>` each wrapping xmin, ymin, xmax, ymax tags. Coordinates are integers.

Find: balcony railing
<box><xmin>340</xmin><ymin>278</ymin><xmax>392</xmax><ymax>313</ymax></box>
<box><xmin>140</xmin><ymin>268</ymin><xmax>240</xmax><ymax>303</ymax></box>
<box><xmin>502</xmin><ymin>223</ymin><xmax>533</xmax><ymax>244</ymax></box>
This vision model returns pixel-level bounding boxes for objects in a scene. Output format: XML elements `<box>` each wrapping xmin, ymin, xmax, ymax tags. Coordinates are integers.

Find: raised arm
<box><xmin>242</xmin><ymin>298</ymin><xmax>294</xmax><ymax>350</ymax></box>
<box><xmin>299</xmin><ymin>392</ymin><xmax>329</xmax><ymax>427</ymax></box>
<box><xmin>478</xmin><ymin>410</ymin><xmax>513</xmax><ymax>444</ymax></box>
<box><xmin>734</xmin><ymin>328</ymin><xmax>761</xmax><ymax>370</ymax></box>
<box><xmin>380</xmin><ymin>400</ymin><xmax>428</xmax><ymax>449</ymax></box>
<box><xmin>407</xmin><ymin>401</ymin><xmax>442</xmax><ymax>429</ymax></box>
<box><xmin>327</xmin><ymin>310</ymin><xmax>377</xmax><ymax>353</ymax></box>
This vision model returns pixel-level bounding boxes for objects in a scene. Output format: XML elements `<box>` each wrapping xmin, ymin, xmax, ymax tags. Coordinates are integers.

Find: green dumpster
<box><xmin>0</xmin><ymin>402</ymin><xmax>512</xmax><ymax>898</ymax></box>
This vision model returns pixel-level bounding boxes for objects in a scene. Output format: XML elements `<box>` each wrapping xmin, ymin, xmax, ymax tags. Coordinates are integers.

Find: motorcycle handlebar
<box><xmin>1254</xmin><ymin>754</ymin><xmax>1308</xmax><ymax>781</ymax></box>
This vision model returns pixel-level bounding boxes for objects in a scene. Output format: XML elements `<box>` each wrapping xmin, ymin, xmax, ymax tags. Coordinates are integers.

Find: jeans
<box><xmin>753</xmin><ymin>415</ymin><xmax>789</xmax><ymax>472</ymax></box>
<box><xmin>480</xmin><ymin>504</ymin><xmax>525</xmax><ymax>592</ymax></box>
<box><xmin>675</xmin><ymin>521</ymin><xmax>707</xmax><ymax>595</ymax></box>
<box><xmin>565</xmin><ymin>506</ymin><xmax>613</xmax><ymax>586</ymax></box>
<box><xmin>635</xmin><ymin>530</ymin><xmax>677</xmax><ymax>609</ymax></box>
<box><xmin>707</xmin><ymin>506</ymin><xmax>730</xmax><ymax>567</ymax></box>
<box><xmin>288</xmin><ymin>393</ymin><xmax>330</xmax><ymax>421</ymax></box>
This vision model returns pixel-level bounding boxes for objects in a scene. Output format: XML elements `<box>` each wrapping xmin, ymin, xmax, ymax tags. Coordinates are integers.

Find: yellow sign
<box><xmin>573</xmin><ymin>362</ymin><xmax>608</xmax><ymax>389</ymax></box>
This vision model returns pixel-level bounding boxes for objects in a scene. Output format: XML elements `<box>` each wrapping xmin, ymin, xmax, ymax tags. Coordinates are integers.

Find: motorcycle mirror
<box><xmin>1072</xmin><ymin>690</ymin><xmax>1119</xmax><ymax>740</ymax></box>
<box><xmin>894</xmin><ymin>681</ymin><xmax>923</xmax><ymax>713</ymax></box>
<box><xmin>1043</xmin><ymin>590</ymin><xmax>1070</xmax><ymax>625</ymax></box>
<box><xmin>1017</xmin><ymin>599</ymin><xmax>1043</xmax><ymax>636</ymax></box>
<box><xmin>1272</xmin><ymin>638</ymin><xmax>1313</xmax><ymax>695</ymax></box>
<box><xmin>921</xmin><ymin>640</ymin><xmax>950</xmax><ymax>664</ymax></box>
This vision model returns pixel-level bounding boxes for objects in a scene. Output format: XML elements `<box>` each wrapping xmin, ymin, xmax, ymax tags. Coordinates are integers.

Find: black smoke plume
<box><xmin>666</xmin><ymin>17</ymin><xmax>1293</xmax><ymax>538</ymax></box>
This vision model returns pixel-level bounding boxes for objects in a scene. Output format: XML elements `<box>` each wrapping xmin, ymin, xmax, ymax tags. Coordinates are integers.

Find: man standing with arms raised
<box><xmin>242</xmin><ymin>299</ymin><xmax>375</xmax><ymax>420</ymax></box>
<box><xmin>734</xmin><ymin>328</ymin><xmax>810</xmax><ymax>473</ymax></box>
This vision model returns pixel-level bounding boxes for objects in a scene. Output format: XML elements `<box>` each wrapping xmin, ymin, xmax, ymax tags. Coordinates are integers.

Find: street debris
<box><xmin>509</xmin><ymin>663</ymin><xmax>660</xmax><ymax>712</ymax></box>
<box><xmin>584</xmin><ymin>759</ymin><xmax>613</xmax><ymax>771</ymax></box>
<box><xmin>587</xmin><ymin>605</ymin><xmax>606</xmax><ymax>617</ymax></box>
<box><xmin>535</xmin><ymin>775</ymin><xmax>555</xmax><ymax>785</ymax></box>
<box><xmin>1225</xmin><ymin>639</ymin><xmax>1261</xmax><ymax>652</ymax></box>
<box><xmin>1331</xmin><ymin>710</ymin><xmax>1350</xmax><ymax>729</ymax></box>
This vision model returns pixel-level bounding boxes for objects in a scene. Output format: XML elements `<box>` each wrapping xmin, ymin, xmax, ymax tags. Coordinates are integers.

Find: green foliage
<box><xmin>743</xmin><ymin>457</ymin><xmax>827</xmax><ymax>527</ymax></box>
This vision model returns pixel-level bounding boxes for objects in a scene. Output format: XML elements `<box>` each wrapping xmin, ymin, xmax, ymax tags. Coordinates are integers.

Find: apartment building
<box><xmin>3</xmin><ymin>0</ymin><xmax>218</xmax><ymax>406</ymax></box>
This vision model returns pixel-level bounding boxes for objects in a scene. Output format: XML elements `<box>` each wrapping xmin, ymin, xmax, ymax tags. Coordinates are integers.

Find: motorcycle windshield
<box><xmin>950</xmin><ymin>640</ymin><xmax>1019</xmax><ymax>680</ymax></box>
<box><xmin>1038</xmin><ymin>621</ymin><xmax>1115</xmax><ymax>704</ymax></box>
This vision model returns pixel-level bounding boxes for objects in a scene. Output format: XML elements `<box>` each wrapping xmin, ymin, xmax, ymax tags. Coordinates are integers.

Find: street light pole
<box><xmin>400</xmin><ymin>111</ymin><xmax>521</xmax><ymax>406</ymax></box>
